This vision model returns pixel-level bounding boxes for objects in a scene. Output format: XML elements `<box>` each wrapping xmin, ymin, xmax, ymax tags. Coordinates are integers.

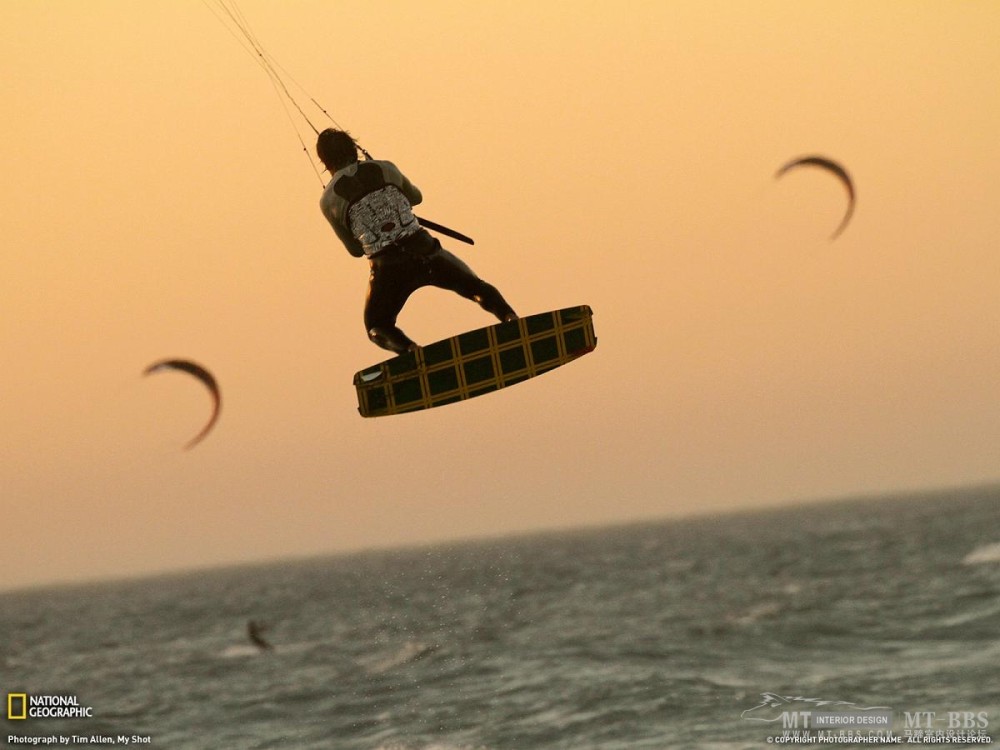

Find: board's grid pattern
<box><xmin>354</xmin><ymin>305</ymin><xmax>596</xmax><ymax>417</ymax></box>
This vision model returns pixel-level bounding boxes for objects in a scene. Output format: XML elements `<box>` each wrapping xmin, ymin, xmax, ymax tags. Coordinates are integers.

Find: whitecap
<box><xmin>219</xmin><ymin>644</ymin><xmax>268</xmax><ymax>659</ymax></box>
<box><xmin>363</xmin><ymin>640</ymin><xmax>437</xmax><ymax>674</ymax></box>
<box><xmin>962</xmin><ymin>542</ymin><xmax>1000</xmax><ymax>565</ymax></box>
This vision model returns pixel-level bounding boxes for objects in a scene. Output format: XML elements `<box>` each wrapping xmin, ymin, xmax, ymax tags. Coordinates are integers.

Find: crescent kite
<box><xmin>775</xmin><ymin>155</ymin><xmax>856</xmax><ymax>239</ymax></box>
<box><xmin>143</xmin><ymin>359</ymin><xmax>221</xmax><ymax>449</ymax></box>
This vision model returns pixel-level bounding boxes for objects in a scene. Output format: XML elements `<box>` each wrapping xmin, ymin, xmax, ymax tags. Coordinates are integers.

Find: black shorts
<box><xmin>363</xmin><ymin>230</ymin><xmax>513</xmax><ymax>332</ymax></box>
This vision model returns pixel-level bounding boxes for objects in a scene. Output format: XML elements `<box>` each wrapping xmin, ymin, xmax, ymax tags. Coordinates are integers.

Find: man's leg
<box><xmin>426</xmin><ymin>245</ymin><xmax>518</xmax><ymax>322</ymax></box>
<box><xmin>364</xmin><ymin>259</ymin><xmax>420</xmax><ymax>354</ymax></box>
<box><xmin>368</xmin><ymin>326</ymin><xmax>418</xmax><ymax>354</ymax></box>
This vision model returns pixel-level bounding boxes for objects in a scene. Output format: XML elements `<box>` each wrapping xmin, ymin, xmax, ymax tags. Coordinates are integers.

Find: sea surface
<box><xmin>3</xmin><ymin>486</ymin><xmax>1000</xmax><ymax>748</ymax></box>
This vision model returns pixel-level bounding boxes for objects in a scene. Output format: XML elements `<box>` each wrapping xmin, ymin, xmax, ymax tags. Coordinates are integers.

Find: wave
<box><xmin>962</xmin><ymin>542</ymin><xmax>1000</xmax><ymax>565</ymax></box>
<box><xmin>728</xmin><ymin>600</ymin><xmax>787</xmax><ymax>626</ymax></box>
<box><xmin>936</xmin><ymin>599</ymin><xmax>1000</xmax><ymax>628</ymax></box>
<box><xmin>219</xmin><ymin>644</ymin><xmax>269</xmax><ymax>659</ymax></box>
<box><xmin>363</xmin><ymin>640</ymin><xmax>438</xmax><ymax>674</ymax></box>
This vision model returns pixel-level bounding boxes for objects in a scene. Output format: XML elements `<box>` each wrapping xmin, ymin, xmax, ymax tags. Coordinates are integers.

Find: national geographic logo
<box><xmin>7</xmin><ymin>694</ymin><xmax>27</xmax><ymax>720</ymax></box>
<box><xmin>5</xmin><ymin>693</ymin><xmax>94</xmax><ymax>720</ymax></box>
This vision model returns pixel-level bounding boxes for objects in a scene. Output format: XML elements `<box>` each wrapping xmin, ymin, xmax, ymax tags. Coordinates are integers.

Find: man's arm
<box><xmin>333</xmin><ymin>219</ymin><xmax>365</xmax><ymax>258</ymax></box>
<box><xmin>320</xmin><ymin>193</ymin><xmax>366</xmax><ymax>257</ymax></box>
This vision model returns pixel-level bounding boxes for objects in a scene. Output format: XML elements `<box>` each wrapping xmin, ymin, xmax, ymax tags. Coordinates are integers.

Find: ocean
<box><xmin>3</xmin><ymin>486</ymin><xmax>1000</xmax><ymax>748</ymax></box>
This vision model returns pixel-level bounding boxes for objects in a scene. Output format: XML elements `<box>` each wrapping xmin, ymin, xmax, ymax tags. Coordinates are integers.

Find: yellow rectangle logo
<box><xmin>7</xmin><ymin>692</ymin><xmax>28</xmax><ymax>720</ymax></box>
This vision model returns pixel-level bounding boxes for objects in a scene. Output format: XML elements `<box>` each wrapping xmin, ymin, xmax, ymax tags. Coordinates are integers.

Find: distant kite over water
<box><xmin>775</xmin><ymin>155</ymin><xmax>856</xmax><ymax>239</ymax></box>
<box><xmin>143</xmin><ymin>359</ymin><xmax>221</xmax><ymax>449</ymax></box>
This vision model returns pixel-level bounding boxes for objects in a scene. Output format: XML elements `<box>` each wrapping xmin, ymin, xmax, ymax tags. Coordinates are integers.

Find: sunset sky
<box><xmin>3</xmin><ymin>1</ymin><xmax>999</xmax><ymax>591</ymax></box>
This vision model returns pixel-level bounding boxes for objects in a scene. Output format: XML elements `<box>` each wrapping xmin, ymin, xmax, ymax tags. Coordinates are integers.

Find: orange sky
<box><xmin>3</xmin><ymin>1</ymin><xmax>999</xmax><ymax>590</ymax></box>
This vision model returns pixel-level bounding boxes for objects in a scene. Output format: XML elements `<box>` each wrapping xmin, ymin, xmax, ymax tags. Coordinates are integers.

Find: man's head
<box><xmin>316</xmin><ymin>128</ymin><xmax>360</xmax><ymax>172</ymax></box>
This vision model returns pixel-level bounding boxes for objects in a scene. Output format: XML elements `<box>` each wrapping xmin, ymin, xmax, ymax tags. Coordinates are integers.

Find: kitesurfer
<box><xmin>247</xmin><ymin>620</ymin><xmax>273</xmax><ymax>651</ymax></box>
<box><xmin>317</xmin><ymin>129</ymin><xmax>518</xmax><ymax>354</ymax></box>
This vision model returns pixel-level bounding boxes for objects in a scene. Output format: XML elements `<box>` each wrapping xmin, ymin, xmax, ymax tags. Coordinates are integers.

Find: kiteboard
<box><xmin>353</xmin><ymin>305</ymin><xmax>597</xmax><ymax>417</ymax></box>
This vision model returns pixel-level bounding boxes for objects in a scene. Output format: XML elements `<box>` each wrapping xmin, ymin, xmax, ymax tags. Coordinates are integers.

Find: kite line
<box><xmin>202</xmin><ymin>0</ymin><xmax>472</xmax><ymax>244</ymax></box>
<box><xmin>202</xmin><ymin>0</ymin><xmax>370</xmax><ymax>185</ymax></box>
